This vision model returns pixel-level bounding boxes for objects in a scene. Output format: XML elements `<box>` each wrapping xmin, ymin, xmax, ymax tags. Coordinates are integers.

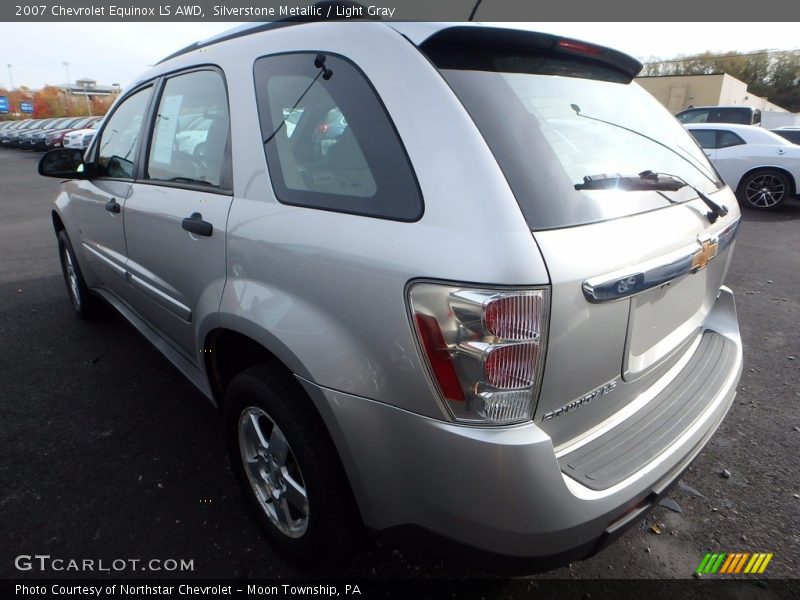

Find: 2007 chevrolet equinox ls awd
<box><xmin>39</xmin><ymin>15</ymin><xmax>743</xmax><ymax>568</ymax></box>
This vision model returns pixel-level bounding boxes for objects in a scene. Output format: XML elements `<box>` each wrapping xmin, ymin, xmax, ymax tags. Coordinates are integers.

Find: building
<box><xmin>635</xmin><ymin>73</ymin><xmax>788</xmax><ymax>115</ymax></box>
<box><xmin>57</xmin><ymin>78</ymin><xmax>120</xmax><ymax>98</ymax></box>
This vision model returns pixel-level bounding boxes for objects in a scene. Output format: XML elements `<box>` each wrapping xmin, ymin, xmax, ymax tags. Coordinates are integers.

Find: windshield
<box><xmin>440</xmin><ymin>65</ymin><xmax>722</xmax><ymax>229</ymax></box>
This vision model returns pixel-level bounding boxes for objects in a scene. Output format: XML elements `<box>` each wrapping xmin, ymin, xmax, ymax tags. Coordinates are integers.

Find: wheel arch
<box><xmin>736</xmin><ymin>165</ymin><xmax>796</xmax><ymax>197</ymax></box>
<box><xmin>206</xmin><ymin>327</ymin><xmax>368</xmax><ymax>527</ymax></box>
<box><xmin>204</xmin><ymin>327</ymin><xmax>299</xmax><ymax>406</ymax></box>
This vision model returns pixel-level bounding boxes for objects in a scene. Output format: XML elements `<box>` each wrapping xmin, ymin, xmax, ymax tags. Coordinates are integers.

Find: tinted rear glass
<box><xmin>773</xmin><ymin>130</ymin><xmax>800</xmax><ymax>144</ymax></box>
<box><xmin>427</xmin><ymin>42</ymin><xmax>723</xmax><ymax>230</ymax></box>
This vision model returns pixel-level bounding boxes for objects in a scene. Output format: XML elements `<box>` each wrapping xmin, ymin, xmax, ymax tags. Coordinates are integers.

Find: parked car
<box><xmin>62</xmin><ymin>117</ymin><xmax>103</xmax><ymax>150</ymax></box>
<box><xmin>45</xmin><ymin>116</ymin><xmax>101</xmax><ymax>150</ymax></box>
<box><xmin>27</xmin><ymin>117</ymin><xmax>86</xmax><ymax>151</ymax></box>
<box><xmin>770</xmin><ymin>126</ymin><xmax>800</xmax><ymax>145</ymax></box>
<box><xmin>676</xmin><ymin>105</ymin><xmax>761</xmax><ymax>126</ymax></box>
<box><xmin>39</xmin><ymin>19</ymin><xmax>743</xmax><ymax>568</ymax></box>
<box><xmin>685</xmin><ymin>123</ymin><xmax>800</xmax><ymax>209</ymax></box>
<box><xmin>0</xmin><ymin>119</ymin><xmax>32</xmax><ymax>145</ymax></box>
<box><xmin>4</xmin><ymin>119</ymin><xmax>43</xmax><ymax>148</ymax></box>
<box><xmin>174</xmin><ymin>115</ymin><xmax>214</xmax><ymax>156</ymax></box>
<box><xmin>17</xmin><ymin>118</ymin><xmax>61</xmax><ymax>149</ymax></box>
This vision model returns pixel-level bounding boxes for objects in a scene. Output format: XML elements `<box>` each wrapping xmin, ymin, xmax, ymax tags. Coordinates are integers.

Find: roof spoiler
<box><xmin>419</xmin><ymin>26</ymin><xmax>643</xmax><ymax>81</ymax></box>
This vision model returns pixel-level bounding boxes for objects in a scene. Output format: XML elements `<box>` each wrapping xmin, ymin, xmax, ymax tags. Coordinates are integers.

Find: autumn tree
<box><xmin>33</xmin><ymin>85</ymin><xmax>69</xmax><ymax>118</ymax></box>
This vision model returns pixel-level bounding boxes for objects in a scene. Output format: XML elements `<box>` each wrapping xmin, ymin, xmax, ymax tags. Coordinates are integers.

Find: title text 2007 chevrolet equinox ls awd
<box><xmin>39</xmin><ymin>18</ymin><xmax>743</xmax><ymax>567</ymax></box>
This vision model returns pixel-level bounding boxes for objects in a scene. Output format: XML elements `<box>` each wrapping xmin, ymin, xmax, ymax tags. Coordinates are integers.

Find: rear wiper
<box><xmin>575</xmin><ymin>173</ymin><xmax>684</xmax><ymax>192</ymax></box>
<box><xmin>570</xmin><ymin>103</ymin><xmax>721</xmax><ymax>187</ymax></box>
<box><xmin>639</xmin><ymin>170</ymin><xmax>729</xmax><ymax>224</ymax></box>
<box><xmin>576</xmin><ymin>170</ymin><xmax>729</xmax><ymax>224</ymax></box>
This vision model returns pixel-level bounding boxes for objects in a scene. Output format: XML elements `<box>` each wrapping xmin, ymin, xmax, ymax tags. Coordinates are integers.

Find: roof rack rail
<box><xmin>157</xmin><ymin>2</ymin><xmax>376</xmax><ymax>65</ymax></box>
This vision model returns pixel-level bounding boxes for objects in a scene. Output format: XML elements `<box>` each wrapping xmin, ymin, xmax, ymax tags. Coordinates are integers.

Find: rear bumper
<box><xmin>300</xmin><ymin>287</ymin><xmax>742</xmax><ymax>561</ymax></box>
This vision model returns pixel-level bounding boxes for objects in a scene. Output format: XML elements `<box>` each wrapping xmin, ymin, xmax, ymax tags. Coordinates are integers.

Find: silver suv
<box><xmin>39</xmin><ymin>20</ymin><xmax>743</xmax><ymax>568</ymax></box>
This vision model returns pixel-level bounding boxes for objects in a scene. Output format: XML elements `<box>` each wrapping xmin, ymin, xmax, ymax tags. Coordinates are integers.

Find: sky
<box><xmin>0</xmin><ymin>22</ymin><xmax>798</xmax><ymax>91</ymax></box>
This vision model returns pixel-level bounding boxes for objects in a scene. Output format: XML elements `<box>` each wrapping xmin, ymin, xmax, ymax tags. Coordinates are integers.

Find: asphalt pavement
<box><xmin>0</xmin><ymin>147</ymin><xmax>798</xmax><ymax>582</ymax></box>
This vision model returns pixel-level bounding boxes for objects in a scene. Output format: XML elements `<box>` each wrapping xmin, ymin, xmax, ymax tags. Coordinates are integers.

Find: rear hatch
<box><xmin>420</xmin><ymin>26</ymin><xmax>740</xmax><ymax>448</ymax></box>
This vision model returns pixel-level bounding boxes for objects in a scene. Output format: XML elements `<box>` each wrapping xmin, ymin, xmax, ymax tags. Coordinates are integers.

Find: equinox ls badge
<box><xmin>542</xmin><ymin>380</ymin><xmax>618</xmax><ymax>421</ymax></box>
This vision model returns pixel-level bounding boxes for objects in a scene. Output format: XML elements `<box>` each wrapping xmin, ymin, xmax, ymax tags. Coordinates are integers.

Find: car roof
<box><xmin>677</xmin><ymin>105</ymin><xmax>758</xmax><ymax>111</ymax></box>
<box><xmin>149</xmin><ymin>10</ymin><xmax>641</xmax><ymax>81</ymax></box>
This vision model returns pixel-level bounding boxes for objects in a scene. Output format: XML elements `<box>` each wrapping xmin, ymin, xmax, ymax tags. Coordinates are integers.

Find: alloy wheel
<box><xmin>238</xmin><ymin>406</ymin><xmax>310</xmax><ymax>538</ymax></box>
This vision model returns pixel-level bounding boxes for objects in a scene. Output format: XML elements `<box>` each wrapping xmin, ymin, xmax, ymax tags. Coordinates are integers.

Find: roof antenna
<box><xmin>468</xmin><ymin>0</ymin><xmax>483</xmax><ymax>21</ymax></box>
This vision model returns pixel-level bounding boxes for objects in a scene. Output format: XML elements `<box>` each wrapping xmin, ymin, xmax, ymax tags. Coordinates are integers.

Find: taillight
<box><xmin>408</xmin><ymin>283</ymin><xmax>549</xmax><ymax>425</ymax></box>
<box><xmin>318</xmin><ymin>123</ymin><xmax>329</xmax><ymax>134</ymax></box>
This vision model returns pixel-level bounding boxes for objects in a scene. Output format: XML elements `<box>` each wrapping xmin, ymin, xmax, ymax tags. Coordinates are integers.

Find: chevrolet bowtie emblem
<box><xmin>691</xmin><ymin>238</ymin><xmax>718</xmax><ymax>272</ymax></box>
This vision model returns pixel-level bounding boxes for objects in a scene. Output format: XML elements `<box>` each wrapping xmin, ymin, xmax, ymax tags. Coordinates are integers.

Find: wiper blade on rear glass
<box><xmin>639</xmin><ymin>170</ymin><xmax>729</xmax><ymax>223</ymax></box>
<box><xmin>576</xmin><ymin>170</ymin><xmax>729</xmax><ymax>224</ymax></box>
<box><xmin>575</xmin><ymin>173</ymin><xmax>685</xmax><ymax>191</ymax></box>
<box><xmin>570</xmin><ymin>103</ymin><xmax>721</xmax><ymax>187</ymax></box>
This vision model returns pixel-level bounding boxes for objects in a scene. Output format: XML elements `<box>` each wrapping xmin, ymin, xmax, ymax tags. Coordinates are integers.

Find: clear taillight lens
<box><xmin>408</xmin><ymin>283</ymin><xmax>549</xmax><ymax>425</ymax></box>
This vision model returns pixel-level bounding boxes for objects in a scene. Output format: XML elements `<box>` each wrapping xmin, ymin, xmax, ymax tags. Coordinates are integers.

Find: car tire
<box><xmin>224</xmin><ymin>364</ymin><xmax>362</xmax><ymax>565</ymax></box>
<box><xmin>57</xmin><ymin>229</ymin><xmax>101</xmax><ymax>319</ymax></box>
<box><xmin>737</xmin><ymin>169</ymin><xmax>792</xmax><ymax>210</ymax></box>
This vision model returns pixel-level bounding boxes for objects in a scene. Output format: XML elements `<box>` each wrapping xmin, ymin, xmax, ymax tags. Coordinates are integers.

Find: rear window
<box><xmin>424</xmin><ymin>33</ymin><xmax>723</xmax><ymax>230</ymax></box>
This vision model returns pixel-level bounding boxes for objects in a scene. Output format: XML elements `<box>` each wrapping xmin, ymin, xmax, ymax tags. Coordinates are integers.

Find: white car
<box><xmin>686</xmin><ymin>123</ymin><xmax>799</xmax><ymax>209</ymax></box>
<box><xmin>63</xmin><ymin>122</ymin><xmax>100</xmax><ymax>150</ymax></box>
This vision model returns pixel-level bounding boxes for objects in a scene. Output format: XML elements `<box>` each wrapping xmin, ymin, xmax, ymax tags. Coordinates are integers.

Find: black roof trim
<box><xmin>157</xmin><ymin>2</ymin><xmax>376</xmax><ymax>65</ymax></box>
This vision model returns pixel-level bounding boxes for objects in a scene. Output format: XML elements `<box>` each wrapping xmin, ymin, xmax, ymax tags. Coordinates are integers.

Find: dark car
<box><xmin>676</xmin><ymin>105</ymin><xmax>761</xmax><ymax>126</ymax></box>
<box><xmin>771</xmin><ymin>127</ymin><xmax>800</xmax><ymax>145</ymax></box>
<box><xmin>18</xmin><ymin>118</ymin><xmax>61</xmax><ymax>149</ymax></box>
<box><xmin>5</xmin><ymin>119</ymin><xmax>44</xmax><ymax>148</ymax></box>
<box><xmin>0</xmin><ymin>120</ymin><xmax>30</xmax><ymax>145</ymax></box>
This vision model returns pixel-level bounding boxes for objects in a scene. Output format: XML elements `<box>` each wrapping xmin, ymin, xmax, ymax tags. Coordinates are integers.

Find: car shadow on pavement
<box><xmin>739</xmin><ymin>197</ymin><xmax>800</xmax><ymax>222</ymax></box>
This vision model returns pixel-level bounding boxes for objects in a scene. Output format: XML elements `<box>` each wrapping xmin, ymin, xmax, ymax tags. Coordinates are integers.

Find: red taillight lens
<box><xmin>409</xmin><ymin>285</ymin><xmax>549</xmax><ymax>424</ymax></box>
<box><xmin>414</xmin><ymin>314</ymin><xmax>465</xmax><ymax>402</ymax></box>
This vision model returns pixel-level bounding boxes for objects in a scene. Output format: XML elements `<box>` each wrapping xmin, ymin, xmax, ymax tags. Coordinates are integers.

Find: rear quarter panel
<box><xmin>205</xmin><ymin>22</ymin><xmax>550</xmax><ymax>418</ymax></box>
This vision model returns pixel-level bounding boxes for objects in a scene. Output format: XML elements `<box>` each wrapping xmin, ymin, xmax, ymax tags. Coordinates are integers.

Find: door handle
<box><xmin>105</xmin><ymin>198</ymin><xmax>120</xmax><ymax>213</ymax></box>
<box><xmin>181</xmin><ymin>212</ymin><xmax>213</xmax><ymax>237</ymax></box>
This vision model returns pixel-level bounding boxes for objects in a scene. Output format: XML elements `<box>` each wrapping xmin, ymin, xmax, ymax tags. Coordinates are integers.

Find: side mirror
<box><xmin>38</xmin><ymin>148</ymin><xmax>90</xmax><ymax>179</ymax></box>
